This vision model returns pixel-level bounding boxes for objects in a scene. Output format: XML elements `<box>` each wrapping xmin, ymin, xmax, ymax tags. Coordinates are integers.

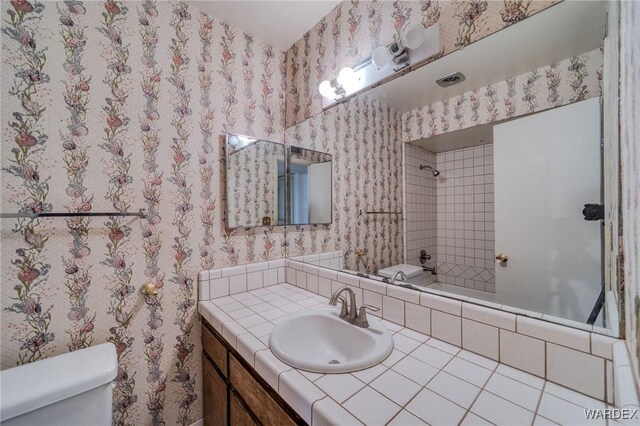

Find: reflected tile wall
<box><xmin>435</xmin><ymin>144</ymin><xmax>495</xmax><ymax>292</ymax></box>
<box><xmin>403</xmin><ymin>144</ymin><xmax>437</xmax><ymax>285</ymax></box>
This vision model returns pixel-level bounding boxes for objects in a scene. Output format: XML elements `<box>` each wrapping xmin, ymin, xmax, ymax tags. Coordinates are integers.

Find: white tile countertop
<box><xmin>199</xmin><ymin>284</ymin><xmax>619</xmax><ymax>426</ymax></box>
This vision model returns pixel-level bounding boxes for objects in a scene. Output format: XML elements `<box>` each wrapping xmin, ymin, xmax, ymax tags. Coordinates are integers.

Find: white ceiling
<box><xmin>368</xmin><ymin>1</ymin><xmax>607</xmax><ymax>113</ymax></box>
<box><xmin>411</xmin><ymin>122</ymin><xmax>495</xmax><ymax>153</ymax></box>
<box><xmin>187</xmin><ymin>0</ymin><xmax>340</xmax><ymax>51</ymax></box>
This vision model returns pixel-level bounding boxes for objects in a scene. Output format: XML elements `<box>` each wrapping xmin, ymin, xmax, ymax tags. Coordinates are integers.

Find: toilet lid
<box><xmin>377</xmin><ymin>264</ymin><xmax>424</xmax><ymax>279</ymax></box>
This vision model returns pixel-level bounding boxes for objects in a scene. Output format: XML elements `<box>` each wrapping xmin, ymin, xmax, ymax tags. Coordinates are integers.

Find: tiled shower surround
<box><xmin>403</xmin><ymin>144</ymin><xmax>437</xmax><ymax>283</ymax></box>
<box><xmin>435</xmin><ymin>144</ymin><xmax>495</xmax><ymax>292</ymax></box>
<box><xmin>404</xmin><ymin>144</ymin><xmax>495</xmax><ymax>292</ymax></box>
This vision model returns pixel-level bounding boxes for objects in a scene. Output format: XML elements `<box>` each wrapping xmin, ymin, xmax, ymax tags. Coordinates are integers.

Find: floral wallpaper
<box><xmin>227</xmin><ymin>140</ymin><xmax>284</xmax><ymax>228</ymax></box>
<box><xmin>285</xmin><ymin>0</ymin><xmax>559</xmax><ymax>127</ymax></box>
<box><xmin>285</xmin><ymin>95</ymin><xmax>404</xmax><ymax>274</ymax></box>
<box><xmin>402</xmin><ymin>48</ymin><xmax>604</xmax><ymax>142</ymax></box>
<box><xmin>1</xmin><ymin>1</ymin><xmax>285</xmax><ymax>424</ymax></box>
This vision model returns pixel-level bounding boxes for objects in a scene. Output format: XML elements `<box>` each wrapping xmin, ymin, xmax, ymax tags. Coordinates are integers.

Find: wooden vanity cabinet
<box><xmin>201</xmin><ymin>320</ymin><xmax>306</xmax><ymax>426</ymax></box>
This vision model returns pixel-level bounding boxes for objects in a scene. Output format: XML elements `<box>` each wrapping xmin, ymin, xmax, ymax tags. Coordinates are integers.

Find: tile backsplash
<box><xmin>251</xmin><ymin>259</ymin><xmax>619</xmax><ymax>404</ymax></box>
<box><xmin>198</xmin><ymin>259</ymin><xmax>287</xmax><ymax>300</ymax></box>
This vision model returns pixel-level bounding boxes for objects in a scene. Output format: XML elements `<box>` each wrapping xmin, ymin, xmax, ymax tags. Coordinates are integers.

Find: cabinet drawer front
<box><xmin>230</xmin><ymin>355</ymin><xmax>296</xmax><ymax>426</ymax></box>
<box><xmin>231</xmin><ymin>392</ymin><xmax>258</xmax><ymax>426</ymax></box>
<box><xmin>202</xmin><ymin>322</ymin><xmax>228</xmax><ymax>377</ymax></box>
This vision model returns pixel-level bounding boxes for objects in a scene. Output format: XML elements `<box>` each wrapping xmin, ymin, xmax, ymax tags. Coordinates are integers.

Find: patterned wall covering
<box><xmin>227</xmin><ymin>141</ymin><xmax>284</xmax><ymax>228</ymax></box>
<box><xmin>402</xmin><ymin>48</ymin><xmax>604</xmax><ymax>143</ymax></box>
<box><xmin>285</xmin><ymin>95</ymin><xmax>404</xmax><ymax>274</ymax></box>
<box><xmin>284</xmin><ymin>0</ymin><xmax>559</xmax><ymax>127</ymax></box>
<box><xmin>0</xmin><ymin>1</ymin><xmax>285</xmax><ymax>424</ymax></box>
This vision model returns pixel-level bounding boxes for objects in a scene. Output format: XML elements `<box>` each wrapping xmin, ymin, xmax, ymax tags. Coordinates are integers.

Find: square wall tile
<box><xmin>431</xmin><ymin>310</ymin><xmax>462</xmax><ymax>346</ymax></box>
<box><xmin>462</xmin><ymin>318</ymin><xmax>498</xmax><ymax>360</ymax></box>
<box><xmin>499</xmin><ymin>329</ymin><xmax>545</xmax><ymax>377</ymax></box>
<box><xmin>246</xmin><ymin>271</ymin><xmax>263</xmax><ymax>291</ymax></box>
<box><xmin>405</xmin><ymin>303</ymin><xmax>430</xmax><ymax>335</ymax></box>
<box><xmin>229</xmin><ymin>274</ymin><xmax>247</xmax><ymax>294</ymax></box>
<box><xmin>263</xmin><ymin>268</ymin><xmax>278</xmax><ymax>286</ymax></box>
<box><xmin>210</xmin><ymin>277</ymin><xmax>230</xmax><ymax>298</ymax></box>
<box><xmin>546</xmin><ymin>343</ymin><xmax>605</xmax><ymax>400</ymax></box>
<box><xmin>383</xmin><ymin>296</ymin><xmax>405</xmax><ymax>325</ymax></box>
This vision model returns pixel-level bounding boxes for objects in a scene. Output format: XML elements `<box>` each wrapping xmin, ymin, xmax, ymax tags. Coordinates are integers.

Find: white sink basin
<box><xmin>268</xmin><ymin>307</ymin><xmax>394</xmax><ymax>373</ymax></box>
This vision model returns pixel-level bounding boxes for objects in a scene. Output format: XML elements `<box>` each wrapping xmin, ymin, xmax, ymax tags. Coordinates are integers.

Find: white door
<box><xmin>494</xmin><ymin>98</ymin><xmax>601</xmax><ymax>322</ymax></box>
<box><xmin>308</xmin><ymin>162</ymin><xmax>332</xmax><ymax>223</ymax></box>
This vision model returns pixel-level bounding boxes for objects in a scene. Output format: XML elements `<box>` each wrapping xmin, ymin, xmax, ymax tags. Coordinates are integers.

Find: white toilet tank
<box><xmin>0</xmin><ymin>343</ymin><xmax>117</xmax><ymax>426</ymax></box>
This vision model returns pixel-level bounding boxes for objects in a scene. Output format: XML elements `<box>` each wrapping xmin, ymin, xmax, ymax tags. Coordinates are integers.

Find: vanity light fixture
<box><xmin>228</xmin><ymin>133</ymin><xmax>257</xmax><ymax>150</ymax></box>
<box><xmin>320</xmin><ymin>23</ymin><xmax>439</xmax><ymax>109</ymax></box>
<box><xmin>371</xmin><ymin>24</ymin><xmax>427</xmax><ymax>70</ymax></box>
<box><xmin>318</xmin><ymin>79</ymin><xmax>343</xmax><ymax>99</ymax></box>
<box><xmin>318</xmin><ymin>66</ymin><xmax>358</xmax><ymax>100</ymax></box>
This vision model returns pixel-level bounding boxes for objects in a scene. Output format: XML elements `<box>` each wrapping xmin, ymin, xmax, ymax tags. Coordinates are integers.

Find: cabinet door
<box><xmin>230</xmin><ymin>392</ymin><xmax>258</xmax><ymax>426</ymax></box>
<box><xmin>229</xmin><ymin>356</ymin><xmax>296</xmax><ymax>426</ymax></box>
<box><xmin>203</xmin><ymin>355</ymin><xmax>228</xmax><ymax>426</ymax></box>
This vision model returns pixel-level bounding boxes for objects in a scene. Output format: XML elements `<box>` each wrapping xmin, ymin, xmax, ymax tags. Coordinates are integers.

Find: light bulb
<box><xmin>371</xmin><ymin>46</ymin><xmax>392</xmax><ymax>69</ymax></box>
<box><xmin>403</xmin><ymin>24</ymin><xmax>426</xmax><ymax>50</ymax></box>
<box><xmin>318</xmin><ymin>80</ymin><xmax>334</xmax><ymax>98</ymax></box>
<box><xmin>337</xmin><ymin>67</ymin><xmax>356</xmax><ymax>88</ymax></box>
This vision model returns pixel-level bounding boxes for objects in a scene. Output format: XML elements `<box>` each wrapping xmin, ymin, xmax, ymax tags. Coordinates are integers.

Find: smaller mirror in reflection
<box><xmin>287</xmin><ymin>146</ymin><xmax>332</xmax><ymax>225</ymax></box>
<box><xmin>226</xmin><ymin>132</ymin><xmax>285</xmax><ymax>229</ymax></box>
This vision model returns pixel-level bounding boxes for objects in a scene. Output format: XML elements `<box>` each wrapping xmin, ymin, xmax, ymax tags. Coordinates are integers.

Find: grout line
<box><xmin>531</xmin><ymin>382</ymin><xmax>546</xmax><ymax>426</ymax></box>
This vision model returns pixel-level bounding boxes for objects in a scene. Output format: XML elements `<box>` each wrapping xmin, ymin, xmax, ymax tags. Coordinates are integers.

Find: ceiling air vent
<box><xmin>436</xmin><ymin>72</ymin><xmax>466</xmax><ymax>88</ymax></box>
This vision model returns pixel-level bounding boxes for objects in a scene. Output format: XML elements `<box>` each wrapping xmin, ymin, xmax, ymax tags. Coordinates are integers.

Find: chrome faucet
<box><xmin>423</xmin><ymin>266</ymin><xmax>437</xmax><ymax>275</ymax></box>
<box><xmin>329</xmin><ymin>287</ymin><xmax>358</xmax><ymax>322</ymax></box>
<box><xmin>329</xmin><ymin>286</ymin><xmax>379</xmax><ymax>328</ymax></box>
<box><xmin>390</xmin><ymin>270</ymin><xmax>408</xmax><ymax>284</ymax></box>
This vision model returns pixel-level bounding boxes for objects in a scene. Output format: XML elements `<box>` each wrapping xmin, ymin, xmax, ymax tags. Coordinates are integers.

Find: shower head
<box><xmin>419</xmin><ymin>164</ymin><xmax>440</xmax><ymax>176</ymax></box>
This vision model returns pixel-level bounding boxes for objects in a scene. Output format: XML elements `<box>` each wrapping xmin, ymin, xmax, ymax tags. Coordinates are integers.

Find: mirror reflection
<box><xmin>287</xmin><ymin>147</ymin><xmax>332</xmax><ymax>225</ymax></box>
<box><xmin>284</xmin><ymin>1</ymin><xmax>620</xmax><ymax>336</ymax></box>
<box><xmin>226</xmin><ymin>133</ymin><xmax>285</xmax><ymax>228</ymax></box>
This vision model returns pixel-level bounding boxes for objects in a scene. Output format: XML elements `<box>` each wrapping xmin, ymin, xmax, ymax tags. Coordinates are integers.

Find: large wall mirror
<box><xmin>283</xmin><ymin>1</ymin><xmax>623</xmax><ymax>338</ymax></box>
<box><xmin>225</xmin><ymin>133</ymin><xmax>332</xmax><ymax>229</ymax></box>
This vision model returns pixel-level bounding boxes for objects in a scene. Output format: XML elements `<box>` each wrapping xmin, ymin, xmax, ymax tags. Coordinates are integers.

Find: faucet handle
<box><xmin>360</xmin><ymin>304</ymin><xmax>380</xmax><ymax>312</ymax></box>
<box><xmin>356</xmin><ymin>304</ymin><xmax>380</xmax><ymax>328</ymax></box>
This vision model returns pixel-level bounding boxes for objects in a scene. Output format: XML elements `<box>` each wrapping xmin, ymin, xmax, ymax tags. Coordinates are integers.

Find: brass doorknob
<box><xmin>495</xmin><ymin>253</ymin><xmax>509</xmax><ymax>264</ymax></box>
<box><xmin>141</xmin><ymin>283</ymin><xmax>158</xmax><ymax>296</ymax></box>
